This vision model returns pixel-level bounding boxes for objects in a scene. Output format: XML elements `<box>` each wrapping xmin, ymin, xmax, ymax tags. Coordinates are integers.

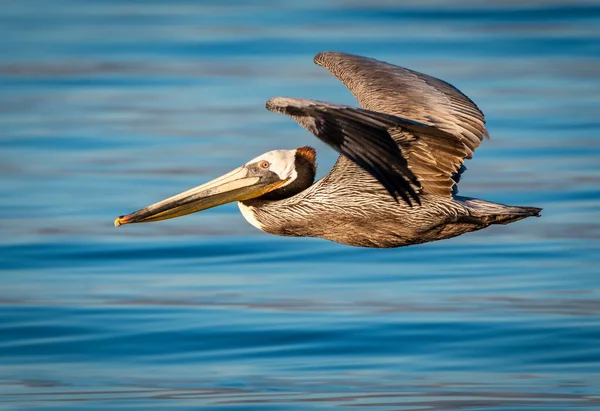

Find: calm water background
<box><xmin>1</xmin><ymin>1</ymin><xmax>600</xmax><ymax>410</ymax></box>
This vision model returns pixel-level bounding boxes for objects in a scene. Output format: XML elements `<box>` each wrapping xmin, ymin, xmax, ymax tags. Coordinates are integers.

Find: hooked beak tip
<box><xmin>114</xmin><ymin>215</ymin><xmax>127</xmax><ymax>227</ymax></box>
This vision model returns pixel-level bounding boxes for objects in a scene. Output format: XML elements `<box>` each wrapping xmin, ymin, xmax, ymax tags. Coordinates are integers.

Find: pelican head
<box><xmin>114</xmin><ymin>146</ymin><xmax>316</xmax><ymax>227</ymax></box>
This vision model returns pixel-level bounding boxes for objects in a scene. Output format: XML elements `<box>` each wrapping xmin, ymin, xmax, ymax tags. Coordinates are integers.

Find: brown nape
<box><xmin>259</xmin><ymin>146</ymin><xmax>317</xmax><ymax>201</ymax></box>
<box><xmin>296</xmin><ymin>145</ymin><xmax>316</xmax><ymax>164</ymax></box>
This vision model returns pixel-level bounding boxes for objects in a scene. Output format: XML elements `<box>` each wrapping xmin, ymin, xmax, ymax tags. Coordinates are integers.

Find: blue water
<box><xmin>2</xmin><ymin>1</ymin><xmax>600</xmax><ymax>410</ymax></box>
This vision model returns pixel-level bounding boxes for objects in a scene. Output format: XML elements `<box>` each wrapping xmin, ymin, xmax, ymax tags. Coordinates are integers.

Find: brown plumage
<box><xmin>312</xmin><ymin>52</ymin><xmax>488</xmax><ymax>198</ymax></box>
<box><xmin>115</xmin><ymin>52</ymin><xmax>541</xmax><ymax>248</ymax></box>
<box><xmin>245</xmin><ymin>52</ymin><xmax>541</xmax><ymax>247</ymax></box>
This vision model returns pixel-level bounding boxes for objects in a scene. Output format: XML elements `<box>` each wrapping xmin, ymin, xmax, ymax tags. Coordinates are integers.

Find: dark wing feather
<box><xmin>314</xmin><ymin>52</ymin><xmax>489</xmax><ymax>196</ymax></box>
<box><xmin>266</xmin><ymin>97</ymin><xmax>430</xmax><ymax>205</ymax></box>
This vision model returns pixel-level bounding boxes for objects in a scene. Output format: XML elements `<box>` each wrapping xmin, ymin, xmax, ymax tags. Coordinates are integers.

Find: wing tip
<box><xmin>314</xmin><ymin>51</ymin><xmax>353</xmax><ymax>67</ymax></box>
<box><xmin>267</xmin><ymin>97</ymin><xmax>319</xmax><ymax>115</ymax></box>
<box><xmin>313</xmin><ymin>52</ymin><xmax>332</xmax><ymax>67</ymax></box>
<box><xmin>265</xmin><ymin>97</ymin><xmax>277</xmax><ymax>110</ymax></box>
<box><xmin>266</xmin><ymin>97</ymin><xmax>289</xmax><ymax>113</ymax></box>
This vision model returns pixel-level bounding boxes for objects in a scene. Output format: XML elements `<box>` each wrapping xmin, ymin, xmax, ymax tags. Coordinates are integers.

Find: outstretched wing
<box><xmin>266</xmin><ymin>97</ymin><xmax>467</xmax><ymax>206</ymax></box>
<box><xmin>314</xmin><ymin>52</ymin><xmax>489</xmax><ymax>196</ymax></box>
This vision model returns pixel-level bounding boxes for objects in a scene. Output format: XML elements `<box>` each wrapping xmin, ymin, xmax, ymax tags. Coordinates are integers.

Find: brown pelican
<box><xmin>114</xmin><ymin>52</ymin><xmax>541</xmax><ymax>248</ymax></box>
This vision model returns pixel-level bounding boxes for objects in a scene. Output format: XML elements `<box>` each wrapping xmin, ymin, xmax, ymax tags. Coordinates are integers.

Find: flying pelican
<box><xmin>114</xmin><ymin>52</ymin><xmax>541</xmax><ymax>248</ymax></box>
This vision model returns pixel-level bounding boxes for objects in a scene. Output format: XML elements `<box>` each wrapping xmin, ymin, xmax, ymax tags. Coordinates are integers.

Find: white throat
<box><xmin>238</xmin><ymin>202</ymin><xmax>264</xmax><ymax>231</ymax></box>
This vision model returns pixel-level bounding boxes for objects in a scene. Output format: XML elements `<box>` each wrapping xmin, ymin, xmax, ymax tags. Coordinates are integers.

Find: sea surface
<box><xmin>1</xmin><ymin>1</ymin><xmax>600</xmax><ymax>410</ymax></box>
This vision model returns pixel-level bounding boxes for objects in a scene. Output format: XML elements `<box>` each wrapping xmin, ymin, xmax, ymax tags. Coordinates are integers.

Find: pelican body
<box><xmin>115</xmin><ymin>52</ymin><xmax>541</xmax><ymax>248</ymax></box>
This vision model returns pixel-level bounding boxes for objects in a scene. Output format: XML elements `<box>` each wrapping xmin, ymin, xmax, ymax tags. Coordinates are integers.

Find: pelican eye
<box><xmin>259</xmin><ymin>161</ymin><xmax>270</xmax><ymax>169</ymax></box>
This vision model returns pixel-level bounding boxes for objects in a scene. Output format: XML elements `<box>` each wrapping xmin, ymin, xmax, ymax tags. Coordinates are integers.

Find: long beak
<box><xmin>114</xmin><ymin>166</ymin><xmax>283</xmax><ymax>227</ymax></box>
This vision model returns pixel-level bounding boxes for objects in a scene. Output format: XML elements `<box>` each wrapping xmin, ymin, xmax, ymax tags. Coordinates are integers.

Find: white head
<box><xmin>246</xmin><ymin>149</ymin><xmax>298</xmax><ymax>186</ymax></box>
